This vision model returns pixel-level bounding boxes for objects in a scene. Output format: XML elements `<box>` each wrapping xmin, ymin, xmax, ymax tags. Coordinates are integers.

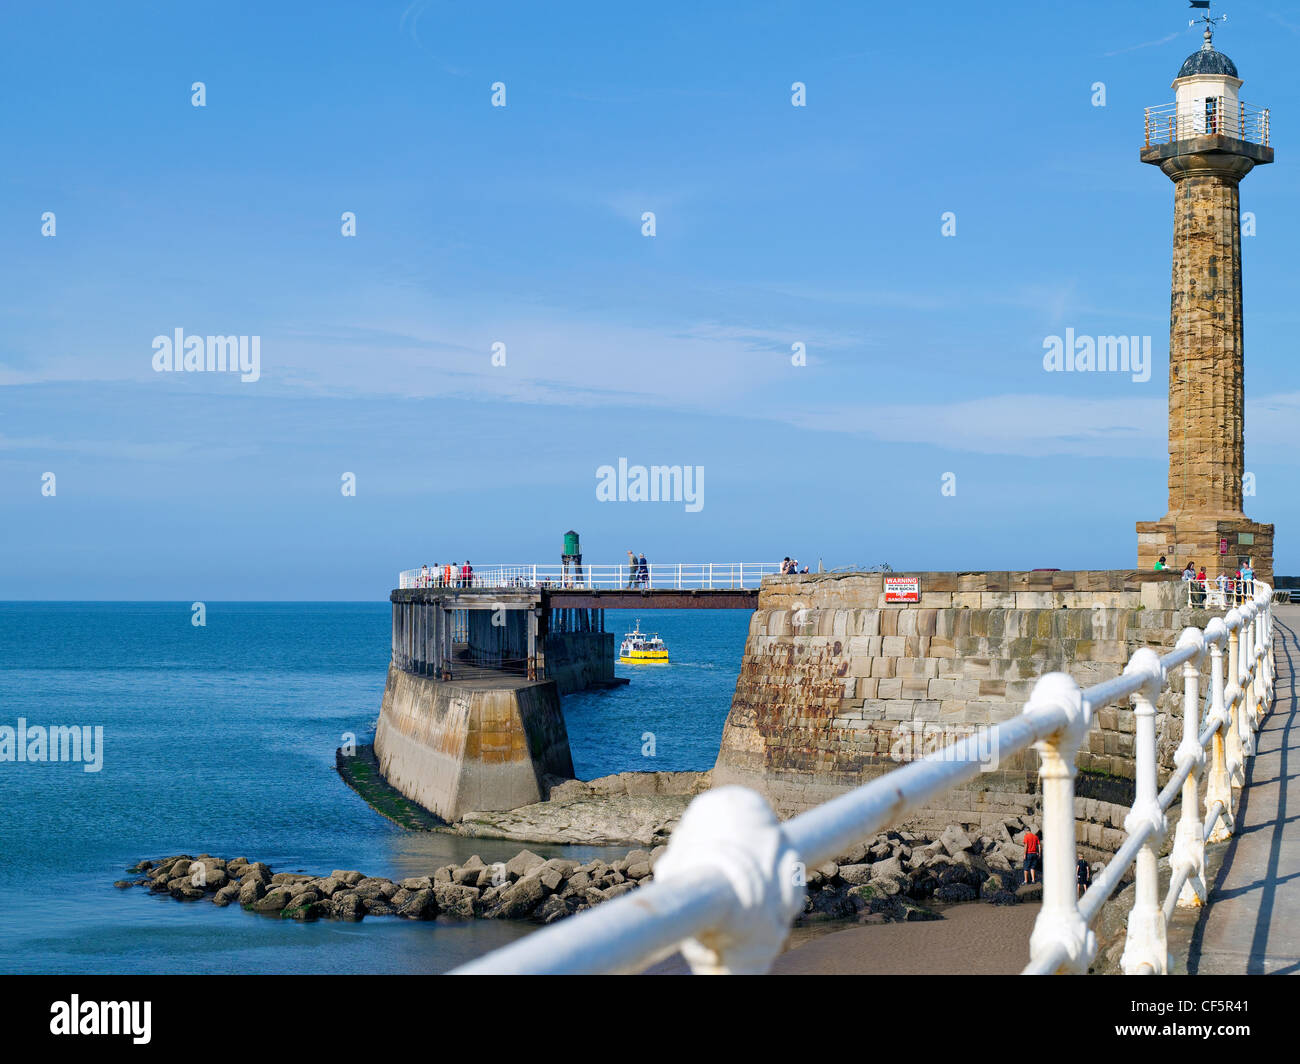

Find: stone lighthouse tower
<box><xmin>1136</xmin><ymin>13</ymin><xmax>1274</xmax><ymax>584</ymax></box>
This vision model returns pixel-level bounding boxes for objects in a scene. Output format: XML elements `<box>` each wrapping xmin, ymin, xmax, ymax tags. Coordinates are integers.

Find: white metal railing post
<box><xmin>633</xmin><ymin>787</ymin><xmax>804</xmax><ymax>974</ymax></box>
<box><xmin>1120</xmin><ymin>648</ymin><xmax>1170</xmax><ymax>975</ymax></box>
<box><xmin>1024</xmin><ymin>673</ymin><xmax>1096</xmax><ymax>973</ymax></box>
<box><xmin>1224</xmin><ymin>612</ymin><xmax>1245</xmax><ymax>789</ymax></box>
<box><xmin>1252</xmin><ymin>603</ymin><xmax>1266</xmax><ymax>733</ymax></box>
<box><xmin>1239</xmin><ymin>607</ymin><xmax>1256</xmax><ymax>759</ymax></box>
<box><xmin>1172</xmin><ymin>629</ymin><xmax>1208</xmax><ymax>907</ymax></box>
<box><xmin>1204</xmin><ymin>619</ymin><xmax>1234</xmax><ymax>843</ymax></box>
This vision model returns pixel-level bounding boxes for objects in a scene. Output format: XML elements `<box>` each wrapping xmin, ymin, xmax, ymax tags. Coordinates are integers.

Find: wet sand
<box><xmin>772</xmin><ymin>901</ymin><xmax>1042</xmax><ymax>975</ymax></box>
<box><xmin>645</xmin><ymin>900</ymin><xmax>1041</xmax><ymax>974</ymax></box>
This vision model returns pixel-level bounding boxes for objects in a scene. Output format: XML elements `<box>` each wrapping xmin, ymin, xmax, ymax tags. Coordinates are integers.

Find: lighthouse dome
<box><xmin>1177</xmin><ymin>46</ymin><xmax>1238</xmax><ymax>80</ymax></box>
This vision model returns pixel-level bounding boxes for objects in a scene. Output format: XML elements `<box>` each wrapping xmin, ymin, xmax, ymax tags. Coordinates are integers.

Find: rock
<box><xmin>399</xmin><ymin>876</ymin><xmax>433</xmax><ymax>891</ymax></box>
<box><xmin>168</xmin><ymin>882</ymin><xmax>206</xmax><ymax>901</ymax></box>
<box><xmin>362</xmin><ymin>897</ymin><xmax>396</xmax><ymax>916</ymax></box>
<box><xmin>238</xmin><ymin>879</ymin><xmax>265</xmax><ymax>907</ymax></box>
<box><xmin>270</xmin><ymin>872</ymin><xmax>314</xmax><ymax>885</ymax></box>
<box><xmin>113</xmin><ymin>880</ymin><xmax>133</xmax><ymax>889</ymax></box>
<box><xmin>252</xmin><ymin>887</ymin><xmax>295</xmax><ymax>912</ymax></box>
<box><xmin>330</xmin><ymin>870</ymin><xmax>364</xmax><ymax>886</ymax></box>
<box><xmin>934</xmin><ymin>883</ymin><xmax>978</xmax><ymax>903</ymax></box>
<box><xmin>354</xmin><ymin>878</ymin><xmax>396</xmax><ymax>900</ymax></box>
<box><xmin>624</xmin><ymin>863</ymin><xmax>652</xmax><ymax>881</ymax></box>
<box><xmin>562</xmin><ymin>871</ymin><xmax>592</xmax><ymax>895</ymax></box>
<box><xmin>547</xmin><ymin>780</ymin><xmax>590</xmax><ymax>803</ymax></box>
<box><xmin>939</xmin><ymin>825</ymin><xmax>973</xmax><ymax>857</ymax></box>
<box><xmin>980</xmin><ymin>873</ymin><xmax>1007</xmax><ymax>898</ymax></box>
<box><xmin>815</xmin><ymin>862</ymin><xmax>839</xmax><ymax>880</ymax></box>
<box><xmin>390</xmin><ymin>888</ymin><xmax>412</xmax><ymax>909</ymax></box>
<box><xmin>603</xmin><ymin>882</ymin><xmax>637</xmax><ymax>901</ymax></box>
<box><xmin>838</xmin><ymin>842</ymin><xmax>870</xmax><ymax>865</ymax></box>
<box><xmin>281</xmin><ymin>891</ymin><xmax>321</xmax><ymax>919</ymax></box>
<box><xmin>504</xmin><ymin>850</ymin><xmax>545</xmax><ymax>879</ymax></box>
<box><xmin>398</xmin><ymin>888</ymin><xmax>438</xmax><ymax>920</ymax></box>
<box><xmin>837</xmin><ymin>863</ymin><xmax>873</xmax><ymax>885</ymax></box>
<box><xmin>462</xmin><ymin>855</ymin><xmax>486</xmax><ymax>872</ymax></box>
<box><xmin>455</xmin><ymin>867</ymin><xmax>484</xmax><ymax>886</ymax></box>
<box><xmin>649</xmin><ymin>845</ymin><xmax>667</xmax><ymax>867</ymax></box>
<box><xmin>212</xmin><ymin>882</ymin><xmax>243</xmax><ymax>907</ymax></box>
<box><xmin>314</xmin><ymin>876</ymin><xmax>345</xmax><ymax>898</ymax></box>
<box><xmin>243</xmin><ymin>862</ymin><xmax>271</xmax><ymax>883</ymax></box>
<box><xmin>332</xmin><ymin>892</ymin><xmax>364</xmax><ymax>921</ymax></box>
<box><xmin>539</xmin><ymin>869</ymin><xmax>564</xmax><ymax>892</ymax></box>
<box><xmin>434</xmin><ymin>884</ymin><xmax>478</xmax><ymax>919</ymax></box>
<box><xmin>535</xmin><ymin>895</ymin><xmax>570</xmax><ymax>924</ymax></box>
<box><xmin>493</xmin><ymin>876</ymin><xmax>546</xmax><ymax>919</ymax></box>
<box><xmin>869</xmin><ymin>843</ymin><xmax>892</xmax><ymax>860</ymax></box>
<box><xmin>474</xmin><ymin>867</ymin><xmax>500</xmax><ymax>889</ymax></box>
<box><xmin>623</xmin><ymin>848</ymin><xmax>652</xmax><ymax>867</ymax></box>
<box><xmin>433</xmin><ymin>866</ymin><xmax>453</xmax><ymax>885</ymax></box>
<box><xmin>870</xmin><ymin>856</ymin><xmax>904</xmax><ymax>881</ymax></box>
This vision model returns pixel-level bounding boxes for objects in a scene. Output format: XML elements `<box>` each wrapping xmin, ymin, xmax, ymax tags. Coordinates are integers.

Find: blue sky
<box><xmin>3</xmin><ymin>1</ymin><xmax>1299</xmax><ymax>599</ymax></box>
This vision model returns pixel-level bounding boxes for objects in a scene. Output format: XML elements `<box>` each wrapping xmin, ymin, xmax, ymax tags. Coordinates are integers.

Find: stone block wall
<box><xmin>713</xmin><ymin>570</ymin><xmax>1211</xmax><ymax>848</ymax></box>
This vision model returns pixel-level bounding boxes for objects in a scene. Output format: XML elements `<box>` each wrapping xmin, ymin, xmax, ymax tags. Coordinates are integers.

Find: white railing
<box><xmin>1144</xmin><ymin>99</ymin><xmax>1271</xmax><ymax>147</ymax></box>
<box><xmin>1181</xmin><ymin>577</ymin><xmax>1261</xmax><ymax>610</ymax></box>
<box><xmin>398</xmin><ymin>563</ymin><xmax>787</xmax><ymax>591</ymax></box>
<box><xmin>453</xmin><ymin>583</ymin><xmax>1275</xmax><ymax>975</ymax></box>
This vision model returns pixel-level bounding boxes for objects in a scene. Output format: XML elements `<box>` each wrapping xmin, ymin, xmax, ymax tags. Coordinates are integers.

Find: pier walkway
<box><xmin>1190</xmin><ymin>605</ymin><xmax>1300</xmax><ymax>974</ymax></box>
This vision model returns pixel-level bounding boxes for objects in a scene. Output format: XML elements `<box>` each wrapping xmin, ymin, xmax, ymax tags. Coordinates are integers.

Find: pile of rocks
<box><xmin>802</xmin><ymin>817</ymin><xmax>1042</xmax><ymax>922</ymax></box>
<box><xmin>117</xmin><ymin>848</ymin><xmax>665</xmax><ymax>924</ymax></box>
<box><xmin>118</xmin><ymin>816</ymin><xmax>1046</xmax><ymax>928</ymax></box>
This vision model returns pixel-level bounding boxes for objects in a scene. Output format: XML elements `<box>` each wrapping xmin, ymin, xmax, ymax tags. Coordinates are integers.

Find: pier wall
<box><xmin>373</xmin><ymin>666</ymin><xmax>574</xmax><ymax>822</ymax></box>
<box><xmin>543</xmin><ymin>630</ymin><xmax>618</xmax><ymax>695</ymax></box>
<box><xmin>713</xmin><ymin>570</ymin><xmax>1208</xmax><ymax>851</ymax></box>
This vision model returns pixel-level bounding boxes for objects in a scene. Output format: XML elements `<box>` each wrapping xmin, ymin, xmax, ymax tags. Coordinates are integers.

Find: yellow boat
<box><xmin>619</xmin><ymin>621</ymin><xmax>669</xmax><ymax>664</ymax></box>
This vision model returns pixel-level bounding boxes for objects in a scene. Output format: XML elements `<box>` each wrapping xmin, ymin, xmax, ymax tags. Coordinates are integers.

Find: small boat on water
<box><xmin>619</xmin><ymin>621</ymin><xmax>669</xmax><ymax>664</ymax></box>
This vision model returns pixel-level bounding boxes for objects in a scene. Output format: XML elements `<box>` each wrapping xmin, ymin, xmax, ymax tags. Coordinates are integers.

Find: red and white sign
<box><xmin>885</xmin><ymin>576</ymin><xmax>921</xmax><ymax>603</ymax></box>
<box><xmin>1219</xmin><ymin>539</ymin><xmax>1229</xmax><ymax>555</ymax></box>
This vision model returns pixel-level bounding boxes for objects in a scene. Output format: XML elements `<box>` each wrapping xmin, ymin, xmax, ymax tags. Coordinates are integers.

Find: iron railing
<box><xmin>454</xmin><ymin>583</ymin><xmax>1275</xmax><ymax>975</ymax></box>
<box><xmin>398</xmin><ymin>563</ymin><xmax>787</xmax><ymax>591</ymax></box>
<box><xmin>1144</xmin><ymin>99</ymin><xmax>1271</xmax><ymax>147</ymax></box>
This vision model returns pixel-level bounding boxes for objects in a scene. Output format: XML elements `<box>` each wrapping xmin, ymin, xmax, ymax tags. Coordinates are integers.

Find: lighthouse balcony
<box><xmin>1144</xmin><ymin>98</ymin><xmax>1270</xmax><ymax>148</ymax></box>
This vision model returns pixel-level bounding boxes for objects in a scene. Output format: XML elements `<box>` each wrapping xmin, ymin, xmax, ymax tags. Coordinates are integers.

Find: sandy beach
<box><xmin>772</xmin><ymin>901</ymin><xmax>1042</xmax><ymax>975</ymax></box>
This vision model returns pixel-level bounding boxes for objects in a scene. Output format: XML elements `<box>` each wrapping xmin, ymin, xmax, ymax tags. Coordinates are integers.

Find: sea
<box><xmin>0</xmin><ymin>602</ymin><xmax>751</xmax><ymax>974</ymax></box>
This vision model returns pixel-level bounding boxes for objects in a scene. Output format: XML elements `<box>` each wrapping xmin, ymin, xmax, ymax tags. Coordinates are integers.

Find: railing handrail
<box><xmin>1143</xmin><ymin>98</ymin><xmax>1271</xmax><ymax>148</ymax></box>
<box><xmin>454</xmin><ymin>582</ymin><xmax>1275</xmax><ymax>976</ymax></box>
<box><xmin>397</xmin><ymin>562</ymin><xmax>789</xmax><ymax>590</ymax></box>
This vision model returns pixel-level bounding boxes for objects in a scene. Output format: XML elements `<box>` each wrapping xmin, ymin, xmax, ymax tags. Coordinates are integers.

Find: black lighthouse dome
<box><xmin>1177</xmin><ymin>46</ymin><xmax>1238</xmax><ymax>79</ymax></box>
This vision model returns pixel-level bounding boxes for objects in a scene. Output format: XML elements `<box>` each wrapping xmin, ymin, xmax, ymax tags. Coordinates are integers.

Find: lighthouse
<box><xmin>1136</xmin><ymin>10</ymin><xmax>1274</xmax><ymax>585</ymax></box>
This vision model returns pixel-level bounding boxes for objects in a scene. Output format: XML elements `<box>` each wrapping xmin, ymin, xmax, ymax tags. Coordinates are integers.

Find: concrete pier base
<box><xmin>373</xmin><ymin>665</ymin><xmax>574</xmax><ymax>822</ymax></box>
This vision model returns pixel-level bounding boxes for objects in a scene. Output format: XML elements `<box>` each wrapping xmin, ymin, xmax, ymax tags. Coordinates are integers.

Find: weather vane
<box><xmin>1189</xmin><ymin>1</ymin><xmax>1227</xmax><ymax>45</ymax></box>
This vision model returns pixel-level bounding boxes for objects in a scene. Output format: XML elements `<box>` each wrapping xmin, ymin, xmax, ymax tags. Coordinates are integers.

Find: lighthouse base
<box><xmin>1137</xmin><ymin>515</ymin><xmax>1274</xmax><ymax>587</ymax></box>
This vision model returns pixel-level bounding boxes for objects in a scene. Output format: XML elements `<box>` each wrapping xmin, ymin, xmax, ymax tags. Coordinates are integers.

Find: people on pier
<box><xmin>638</xmin><ymin>553</ymin><xmax>649</xmax><ymax>586</ymax></box>
<box><xmin>444</xmin><ymin>562</ymin><xmax>453</xmax><ymax>587</ymax></box>
<box><xmin>419</xmin><ymin>564</ymin><xmax>430</xmax><ymax>588</ymax></box>
<box><xmin>626</xmin><ymin>550</ymin><xmax>638</xmax><ymax>588</ymax></box>
<box><xmin>461</xmin><ymin>561</ymin><xmax>473</xmax><ymax>588</ymax></box>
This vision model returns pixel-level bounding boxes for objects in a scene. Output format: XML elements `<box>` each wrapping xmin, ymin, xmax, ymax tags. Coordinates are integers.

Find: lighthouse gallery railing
<box><xmin>453</xmin><ymin>583</ymin><xmax>1275</xmax><ymax>975</ymax></box>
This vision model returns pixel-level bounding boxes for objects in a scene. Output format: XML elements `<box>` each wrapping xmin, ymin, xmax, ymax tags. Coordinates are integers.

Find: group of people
<box><xmin>625</xmin><ymin>550</ymin><xmax>649</xmax><ymax>588</ymax></box>
<box><xmin>1021</xmin><ymin>825</ymin><xmax>1093</xmax><ymax>899</ymax></box>
<box><xmin>415</xmin><ymin>561</ymin><xmax>474</xmax><ymax>588</ymax></box>
<box><xmin>1154</xmin><ymin>555</ymin><xmax>1256</xmax><ymax>606</ymax></box>
<box><xmin>780</xmin><ymin>557</ymin><xmax>808</xmax><ymax>575</ymax></box>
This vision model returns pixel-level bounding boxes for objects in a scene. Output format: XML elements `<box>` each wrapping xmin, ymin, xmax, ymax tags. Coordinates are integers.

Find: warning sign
<box><xmin>885</xmin><ymin>576</ymin><xmax>921</xmax><ymax>603</ymax></box>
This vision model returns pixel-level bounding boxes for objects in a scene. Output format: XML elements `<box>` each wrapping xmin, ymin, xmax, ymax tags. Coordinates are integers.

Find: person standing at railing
<box><xmin>625</xmin><ymin>550</ymin><xmax>638</xmax><ymax>588</ymax></box>
<box><xmin>462</xmin><ymin>561</ymin><xmax>473</xmax><ymax>588</ymax></box>
<box><xmin>444</xmin><ymin>562</ymin><xmax>452</xmax><ymax>588</ymax></box>
<box><xmin>1154</xmin><ymin>555</ymin><xmax>1168</xmax><ymax>571</ymax></box>
<box><xmin>1197</xmin><ymin>566</ymin><xmax>1207</xmax><ymax>607</ymax></box>
<box><xmin>1242</xmin><ymin>559</ymin><xmax>1255</xmax><ymax>603</ymax></box>
<box><xmin>638</xmin><ymin>553</ymin><xmax>649</xmax><ymax>587</ymax></box>
<box><xmin>1076</xmin><ymin>855</ymin><xmax>1092</xmax><ymax>900</ymax></box>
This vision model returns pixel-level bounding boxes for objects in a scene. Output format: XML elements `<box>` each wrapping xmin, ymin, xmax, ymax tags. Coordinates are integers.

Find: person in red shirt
<box><xmin>461</xmin><ymin>561</ymin><xmax>473</xmax><ymax>588</ymax></box>
<box><xmin>1022</xmin><ymin>827</ymin><xmax>1041</xmax><ymax>885</ymax></box>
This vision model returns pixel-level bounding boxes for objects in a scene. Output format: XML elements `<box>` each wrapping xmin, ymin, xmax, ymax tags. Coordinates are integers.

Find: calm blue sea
<box><xmin>0</xmin><ymin>602</ymin><xmax>748</xmax><ymax>974</ymax></box>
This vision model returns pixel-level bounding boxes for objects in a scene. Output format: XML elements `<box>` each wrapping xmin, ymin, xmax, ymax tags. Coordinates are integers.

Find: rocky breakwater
<box><xmin>118</xmin><ymin>812</ymin><xmax>1061</xmax><ymax>931</ymax></box>
<box><xmin>799</xmin><ymin>816</ymin><xmax>1053</xmax><ymax>924</ymax></box>
<box><xmin>116</xmin><ymin>849</ymin><xmax>667</xmax><ymax>925</ymax></box>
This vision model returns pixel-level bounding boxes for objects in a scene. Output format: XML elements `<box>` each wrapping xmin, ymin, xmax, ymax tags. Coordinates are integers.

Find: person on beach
<box><xmin>1022</xmin><ymin>826</ymin><xmax>1041</xmax><ymax>885</ymax></box>
<box><xmin>1076</xmin><ymin>856</ymin><xmax>1092</xmax><ymax>899</ymax></box>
